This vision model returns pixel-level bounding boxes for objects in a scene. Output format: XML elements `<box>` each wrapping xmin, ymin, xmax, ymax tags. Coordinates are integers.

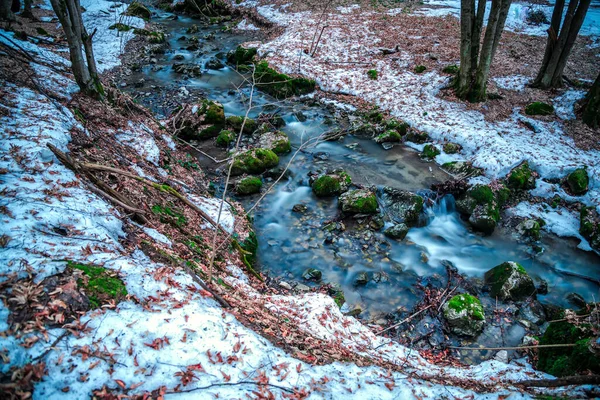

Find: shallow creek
<box><xmin>121</xmin><ymin>8</ymin><xmax>600</xmax><ymax>363</ymax></box>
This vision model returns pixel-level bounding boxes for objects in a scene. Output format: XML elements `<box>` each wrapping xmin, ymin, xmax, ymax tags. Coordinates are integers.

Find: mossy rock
<box><xmin>68</xmin><ymin>262</ymin><xmax>127</xmax><ymax>308</ymax></box>
<box><xmin>367</xmin><ymin>110</ymin><xmax>384</xmax><ymax>123</ymax></box>
<box><xmin>231</xmin><ymin>148</ymin><xmax>279</xmax><ymax>176</ymax></box>
<box><xmin>375</xmin><ymin>130</ymin><xmax>402</xmax><ymax>143</ymax></box>
<box><xmin>258</xmin><ymin>130</ymin><xmax>291</xmax><ymax>155</ymax></box>
<box><xmin>254</xmin><ymin>61</ymin><xmax>315</xmax><ymax>99</ymax></box>
<box><xmin>443</xmin><ymin>293</ymin><xmax>485</xmax><ymax>337</ymax></box>
<box><xmin>517</xmin><ymin>219</ymin><xmax>541</xmax><ymax>241</ymax></box>
<box><xmin>367</xmin><ymin>69</ymin><xmax>378</xmax><ymax>80</ymax></box>
<box><xmin>421</xmin><ymin>144</ymin><xmax>440</xmax><ymax>159</ymax></box>
<box><xmin>580</xmin><ymin>206</ymin><xmax>600</xmax><ymax>251</ymax></box>
<box><xmin>148</xmin><ymin>31</ymin><xmax>166</xmax><ymax>44</ymax></box>
<box><xmin>302</xmin><ymin>268</ymin><xmax>322</xmax><ymax>281</ymax></box>
<box><xmin>484</xmin><ymin>261</ymin><xmax>536</xmax><ymax>301</ymax></box>
<box><xmin>442</xmin><ymin>161</ymin><xmax>483</xmax><ymax>178</ymax></box>
<box><xmin>226</xmin><ymin>115</ymin><xmax>257</xmax><ymax>134</ymax></box>
<box><xmin>197</xmin><ymin>124</ymin><xmax>223</xmax><ymax>139</ymax></box>
<box><xmin>384</xmin><ymin>223</ymin><xmax>409</xmax><ymax>240</ymax></box>
<box><xmin>200</xmin><ymin>100</ymin><xmax>225</xmax><ymax>125</ymax></box>
<box><xmin>339</xmin><ymin>189</ymin><xmax>378</xmax><ymax>214</ymax></box>
<box><xmin>311</xmin><ymin>171</ymin><xmax>352</xmax><ymax>197</ymax></box>
<box><xmin>109</xmin><ymin>23</ymin><xmax>131</xmax><ymax>31</ymax></box>
<box><xmin>216</xmin><ymin>130</ymin><xmax>235</xmax><ymax>147</ymax></box>
<box><xmin>566</xmin><ymin>168</ymin><xmax>589</xmax><ymax>195</ymax></box>
<box><xmin>455</xmin><ymin>184</ymin><xmax>504</xmax><ymax>234</ymax></box>
<box><xmin>538</xmin><ymin>320</ymin><xmax>600</xmax><ymax>377</ymax></box>
<box><xmin>227</xmin><ymin>46</ymin><xmax>257</xmax><ymax>65</ymax></box>
<box><xmin>442</xmin><ymin>65</ymin><xmax>459</xmax><ymax>74</ymax></box>
<box><xmin>506</xmin><ymin>161</ymin><xmax>535</xmax><ymax>190</ymax></box>
<box><xmin>125</xmin><ymin>2</ymin><xmax>151</xmax><ymax>20</ymax></box>
<box><xmin>236</xmin><ymin>176</ymin><xmax>262</xmax><ymax>195</ymax></box>
<box><xmin>414</xmin><ymin>65</ymin><xmax>426</xmax><ymax>73</ymax></box>
<box><xmin>443</xmin><ymin>142</ymin><xmax>461</xmax><ymax>154</ymax></box>
<box><xmin>353</xmin><ymin>123</ymin><xmax>379</xmax><ymax>138</ymax></box>
<box><xmin>525</xmin><ymin>101</ymin><xmax>554</xmax><ymax>116</ymax></box>
<box><xmin>385</xmin><ymin>119</ymin><xmax>410</xmax><ymax>135</ymax></box>
<box><xmin>404</xmin><ymin>130</ymin><xmax>430</xmax><ymax>144</ymax></box>
<box><xmin>380</xmin><ymin>187</ymin><xmax>423</xmax><ymax>226</ymax></box>
<box><xmin>328</xmin><ymin>284</ymin><xmax>345</xmax><ymax>308</ymax></box>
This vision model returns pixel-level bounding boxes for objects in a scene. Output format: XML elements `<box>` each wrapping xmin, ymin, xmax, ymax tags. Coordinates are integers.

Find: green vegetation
<box><xmin>231</xmin><ymin>148</ymin><xmax>279</xmax><ymax>175</ymax></box>
<box><xmin>254</xmin><ymin>61</ymin><xmax>316</xmax><ymax>98</ymax></box>
<box><xmin>447</xmin><ymin>294</ymin><xmax>484</xmax><ymax>320</ymax></box>
<box><xmin>421</xmin><ymin>144</ymin><xmax>440</xmax><ymax>159</ymax></box>
<box><xmin>109</xmin><ymin>23</ymin><xmax>131</xmax><ymax>31</ymax></box>
<box><xmin>200</xmin><ymin>100</ymin><xmax>225</xmax><ymax>125</ymax></box>
<box><xmin>312</xmin><ymin>171</ymin><xmax>352</xmax><ymax>197</ymax></box>
<box><xmin>125</xmin><ymin>2</ymin><xmax>151</xmax><ymax>20</ymax></box>
<box><xmin>339</xmin><ymin>189</ymin><xmax>378</xmax><ymax>214</ymax></box>
<box><xmin>375</xmin><ymin>130</ymin><xmax>402</xmax><ymax>143</ymax></box>
<box><xmin>484</xmin><ymin>261</ymin><xmax>535</xmax><ymax>301</ymax></box>
<box><xmin>525</xmin><ymin>101</ymin><xmax>554</xmax><ymax>116</ymax></box>
<box><xmin>566</xmin><ymin>168</ymin><xmax>589</xmax><ymax>195</ymax></box>
<box><xmin>442</xmin><ymin>65</ymin><xmax>459</xmax><ymax>74</ymax></box>
<box><xmin>216</xmin><ymin>130</ymin><xmax>235</xmax><ymax>147</ymax></box>
<box><xmin>385</xmin><ymin>119</ymin><xmax>410</xmax><ymax>135</ymax></box>
<box><xmin>367</xmin><ymin>69</ymin><xmax>378</xmax><ymax>80</ymax></box>
<box><xmin>68</xmin><ymin>262</ymin><xmax>127</xmax><ymax>308</ymax></box>
<box><xmin>227</xmin><ymin>46</ymin><xmax>257</xmax><ymax>65</ymax></box>
<box><xmin>507</xmin><ymin>161</ymin><xmax>534</xmax><ymax>190</ymax></box>
<box><xmin>151</xmin><ymin>204</ymin><xmax>187</xmax><ymax>227</ymax></box>
<box><xmin>236</xmin><ymin>176</ymin><xmax>262</xmax><ymax>195</ymax></box>
<box><xmin>414</xmin><ymin>65</ymin><xmax>426</xmax><ymax>73</ymax></box>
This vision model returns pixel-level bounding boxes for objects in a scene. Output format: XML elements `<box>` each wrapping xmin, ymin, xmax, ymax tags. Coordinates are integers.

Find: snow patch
<box><xmin>237</xmin><ymin>18</ymin><xmax>260</xmax><ymax>30</ymax></box>
<box><xmin>553</xmin><ymin>89</ymin><xmax>587</xmax><ymax>121</ymax></box>
<box><xmin>493</xmin><ymin>75</ymin><xmax>531</xmax><ymax>92</ymax></box>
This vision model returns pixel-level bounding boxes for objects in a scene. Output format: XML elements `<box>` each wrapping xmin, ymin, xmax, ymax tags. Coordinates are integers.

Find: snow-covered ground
<box><xmin>244</xmin><ymin>1</ymin><xmax>600</xmax><ymax>251</ymax></box>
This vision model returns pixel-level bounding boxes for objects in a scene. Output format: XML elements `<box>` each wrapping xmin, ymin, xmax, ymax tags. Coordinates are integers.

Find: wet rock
<box><xmin>311</xmin><ymin>170</ymin><xmax>352</xmax><ymax>197</ymax></box>
<box><xmin>172</xmin><ymin>63</ymin><xmax>201</xmax><ymax>76</ymax></box>
<box><xmin>566</xmin><ymin>168</ymin><xmax>589</xmax><ymax>195</ymax></box>
<box><xmin>537</xmin><ymin>279</ymin><xmax>548</xmax><ymax>295</ymax></box>
<box><xmin>517</xmin><ymin>219</ymin><xmax>542</xmax><ymax>241</ymax></box>
<box><xmin>302</xmin><ymin>268</ymin><xmax>322</xmax><ymax>281</ymax></box>
<box><xmin>484</xmin><ymin>261</ymin><xmax>536</xmax><ymax>301</ymax></box>
<box><xmin>421</xmin><ymin>144</ymin><xmax>440</xmax><ymax>159</ymax></box>
<box><xmin>443</xmin><ymin>142</ymin><xmax>462</xmax><ymax>154</ymax></box>
<box><xmin>187</xmin><ymin>25</ymin><xmax>199</xmax><ymax>34</ymax></box>
<box><xmin>205</xmin><ymin>57</ymin><xmax>225</xmax><ymax>70</ymax></box>
<box><xmin>231</xmin><ymin>148</ymin><xmax>279</xmax><ymax>176</ymax></box>
<box><xmin>372</xmin><ymin>272</ymin><xmax>389</xmax><ymax>283</ymax></box>
<box><xmin>384</xmin><ymin>223</ymin><xmax>409</xmax><ymax>240</ymax></box>
<box><xmin>518</xmin><ymin>300</ymin><xmax>546</xmax><ymax>325</ymax></box>
<box><xmin>353</xmin><ymin>123</ymin><xmax>379</xmax><ymax>138</ymax></box>
<box><xmin>292</xmin><ymin>204</ymin><xmax>308</xmax><ymax>213</ymax></box>
<box><xmin>313</xmin><ymin>151</ymin><xmax>329</xmax><ymax>161</ymax></box>
<box><xmin>580</xmin><ymin>206</ymin><xmax>600</xmax><ymax>251</ymax></box>
<box><xmin>374</xmin><ymin>130</ymin><xmax>401</xmax><ymax>144</ymax></box>
<box><xmin>381</xmin><ymin>142</ymin><xmax>394</xmax><ymax>150</ymax></box>
<box><xmin>493</xmin><ymin>350</ymin><xmax>509</xmax><ymax>363</ymax></box>
<box><xmin>455</xmin><ymin>184</ymin><xmax>506</xmax><ymax>235</ymax></box>
<box><xmin>369</xmin><ymin>216</ymin><xmax>385</xmax><ymax>230</ymax></box>
<box><xmin>295</xmin><ymin>283</ymin><xmax>310</xmax><ymax>292</ymax></box>
<box><xmin>339</xmin><ymin>189</ymin><xmax>378</xmax><ymax>214</ymax></box>
<box><xmin>279</xmin><ymin>281</ymin><xmax>292</xmax><ymax>290</ymax></box>
<box><xmin>294</xmin><ymin>111</ymin><xmax>307</xmax><ymax>122</ymax></box>
<box><xmin>442</xmin><ymin>293</ymin><xmax>485</xmax><ymax>337</ymax></box>
<box><xmin>441</xmin><ymin>161</ymin><xmax>483</xmax><ymax>178</ymax></box>
<box><xmin>257</xmin><ymin>130</ymin><xmax>291</xmax><ymax>155</ymax></box>
<box><xmin>468</xmin><ymin>204</ymin><xmax>498</xmax><ymax>235</ymax></box>
<box><xmin>263</xmin><ymin>167</ymin><xmax>291</xmax><ymax>180</ymax></box>
<box><xmin>404</xmin><ymin>130</ymin><xmax>430</xmax><ymax>144</ymax></box>
<box><xmin>566</xmin><ymin>292</ymin><xmax>586</xmax><ymax>308</ymax></box>
<box><xmin>236</xmin><ymin>176</ymin><xmax>262</xmax><ymax>195</ymax></box>
<box><xmin>506</xmin><ymin>161</ymin><xmax>536</xmax><ymax>190</ymax></box>
<box><xmin>354</xmin><ymin>272</ymin><xmax>369</xmax><ymax>286</ymax></box>
<box><xmin>379</xmin><ymin>187</ymin><xmax>423</xmax><ymax>226</ymax></box>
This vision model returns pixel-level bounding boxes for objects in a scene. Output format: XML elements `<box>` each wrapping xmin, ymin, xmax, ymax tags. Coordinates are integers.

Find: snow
<box><xmin>237</xmin><ymin>18</ymin><xmax>260</xmax><ymax>30</ymax></box>
<box><xmin>116</xmin><ymin>122</ymin><xmax>161</xmax><ymax>165</ymax></box>
<box><xmin>187</xmin><ymin>193</ymin><xmax>235</xmax><ymax>234</ymax></box>
<box><xmin>337</xmin><ymin>4</ymin><xmax>361</xmax><ymax>14</ymax></box>
<box><xmin>553</xmin><ymin>89</ymin><xmax>587</xmax><ymax>120</ymax></box>
<box><xmin>493</xmin><ymin>75</ymin><xmax>531</xmax><ymax>92</ymax></box>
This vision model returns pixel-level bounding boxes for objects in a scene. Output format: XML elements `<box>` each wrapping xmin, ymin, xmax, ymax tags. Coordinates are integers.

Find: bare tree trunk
<box><xmin>457</xmin><ymin>0</ymin><xmax>475</xmax><ymax>98</ymax></box>
<box><xmin>582</xmin><ymin>72</ymin><xmax>600</xmax><ymax>129</ymax></box>
<box><xmin>0</xmin><ymin>0</ymin><xmax>16</xmax><ymax>21</ymax></box>
<box><xmin>532</xmin><ymin>0</ymin><xmax>591</xmax><ymax>89</ymax></box>
<box><xmin>50</xmin><ymin>0</ymin><xmax>103</xmax><ymax>98</ymax></box>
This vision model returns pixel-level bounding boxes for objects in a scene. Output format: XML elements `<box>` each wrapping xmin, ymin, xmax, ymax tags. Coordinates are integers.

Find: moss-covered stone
<box><xmin>385</xmin><ymin>119</ymin><xmax>410</xmax><ymax>135</ymax></box>
<box><xmin>328</xmin><ymin>284</ymin><xmax>345</xmax><ymax>308</ymax></box>
<box><xmin>580</xmin><ymin>206</ymin><xmax>600</xmax><ymax>251</ymax></box>
<box><xmin>302</xmin><ymin>268</ymin><xmax>322</xmax><ymax>281</ymax></box>
<box><xmin>506</xmin><ymin>161</ymin><xmax>535</xmax><ymax>190</ymax></box>
<box><xmin>231</xmin><ymin>148</ymin><xmax>279</xmax><ymax>176</ymax></box>
<box><xmin>216</xmin><ymin>130</ymin><xmax>235</xmax><ymax>147</ymax></box>
<box><xmin>125</xmin><ymin>2</ymin><xmax>151</xmax><ymax>20</ymax></box>
<box><xmin>443</xmin><ymin>142</ymin><xmax>461</xmax><ymax>154</ymax></box>
<box><xmin>258</xmin><ymin>130</ymin><xmax>291</xmax><ymax>155</ymax></box>
<box><xmin>566</xmin><ymin>168</ymin><xmax>589</xmax><ymax>195</ymax></box>
<box><xmin>384</xmin><ymin>223</ymin><xmax>409</xmax><ymax>240</ymax></box>
<box><xmin>312</xmin><ymin>171</ymin><xmax>352</xmax><ymax>197</ymax></box>
<box><xmin>254</xmin><ymin>61</ymin><xmax>316</xmax><ymax>98</ymax></box>
<box><xmin>339</xmin><ymin>189</ymin><xmax>378</xmax><ymax>214</ymax></box>
<box><xmin>227</xmin><ymin>46</ymin><xmax>257</xmax><ymax>65</ymax></box>
<box><xmin>367</xmin><ymin>69</ymin><xmax>378</xmax><ymax>80</ymax></box>
<box><xmin>375</xmin><ymin>130</ymin><xmax>402</xmax><ymax>143</ymax></box>
<box><xmin>404</xmin><ymin>130</ymin><xmax>430</xmax><ymax>144</ymax></box>
<box><xmin>200</xmin><ymin>100</ymin><xmax>225</xmax><ymax>125</ymax></box>
<box><xmin>236</xmin><ymin>176</ymin><xmax>262</xmax><ymax>195</ymax></box>
<box><xmin>443</xmin><ymin>293</ymin><xmax>485</xmax><ymax>337</ymax></box>
<box><xmin>380</xmin><ymin>187</ymin><xmax>423</xmax><ymax>226</ymax></box>
<box><xmin>414</xmin><ymin>65</ymin><xmax>426</xmax><ymax>73</ymax></box>
<box><xmin>226</xmin><ymin>115</ymin><xmax>257</xmax><ymax>134</ymax></box>
<box><xmin>525</xmin><ymin>101</ymin><xmax>554</xmax><ymax>116</ymax></box>
<box><xmin>484</xmin><ymin>261</ymin><xmax>536</xmax><ymax>301</ymax></box>
<box><xmin>517</xmin><ymin>219</ymin><xmax>541</xmax><ymax>241</ymax></box>
<box><xmin>538</xmin><ymin>320</ymin><xmax>600</xmax><ymax>377</ymax></box>
<box><xmin>197</xmin><ymin>124</ymin><xmax>223</xmax><ymax>139</ymax></box>
<box><xmin>442</xmin><ymin>161</ymin><xmax>483</xmax><ymax>178</ymax></box>
<box><xmin>68</xmin><ymin>262</ymin><xmax>127</xmax><ymax>308</ymax></box>
<box><xmin>442</xmin><ymin>65</ymin><xmax>459</xmax><ymax>74</ymax></box>
<box><xmin>421</xmin><ymin>144</ymin><xmax>440</xmax><ymax>159</ymax></box>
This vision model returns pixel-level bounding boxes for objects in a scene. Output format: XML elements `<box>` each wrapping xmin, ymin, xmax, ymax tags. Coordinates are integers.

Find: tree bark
<box><xmin>582</xmin><ymin>72</ymin><xmax>600</xmax><ymax>129</ymax></box>
<box><xmin>532</xmin><ymin>0</ymin><xmax>591</xmax><ymax>89</ymax></box>
<box><xmin>457</xmin><ymin>0</ymin><xmax>475</xmax><ymax>98</ymax></box>
<box><xmin>0</xmin><ymin>0</ymin><xmax>16</xmax><ymax>21</ymax></box>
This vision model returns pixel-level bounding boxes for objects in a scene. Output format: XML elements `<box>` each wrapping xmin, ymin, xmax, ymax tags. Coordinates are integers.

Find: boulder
<box><xmin>205</xmin><ymin>57</ymin><xmax>225</xmax><ymax>70</ymax></box>
<box><xmin>225</xmin><ymin>115</ymin><xmax>257</xmax><ymax>134</ymax></box>
<box><xmin>230</xmin><ymin>148</ymin><xmax>279</xmax><ymax>176</ymax></box>
<box><xmin>517</xmin><ymin>219</ymin><xmax>542</xmax><ymax>241</ymax></box>
<box><xmin>339</xmin><ymin>189</ymin><xmax>378</xmax><ymax>214</ymax></box>
<box><xmin>257</xmin><ymin>130</ymin><xmax>291</xmax><ymax>155</ymax></box>
<box><xmin>236</xmin><ymin>176</ymin><xmax>262</xmax><ymax>195</ymax></box>
<box><xmin>506</xmin><ymin>161</ymin><xmax>536</xmax><ymax>190</ymax></box>
<box><xmin>374</xmin><ymin>130</ymin><xmax>401</xmax><ymax>144</ymax></box>
<box><xmin>442</xmin><ymin>294</ymin><xmax>485</xmax><ymax>337</ymax></box>
<box><xmin>384</xmin><ymin>223</ymin><xmax>409</xmax><ymax>240</ymax></box>
<box><xmin>484</xmin><ymin>261</ymin><xmax>536</xmax><ymax>301</ymax></box>
<box><xmin>455</xmin><ymin>184</ymin><xmax>505</xmax><ymax>234</ymax></box>
<box><xmin>580</xmin><ymin>206</ymin><xmax>600</xmax><ymax>251</ymax></box>
<box><xmin>302</xmin><ymin>268</ymin><xmax>322</xmax><ymax>281</ymax></box>
<box><xmin>125</xmin><ymin>2</ymin><xmax>151</xmax><ymax>20</ymax></box>
<box><xmin>170</xmin><ymin>100</ymin><xmax>226</xmax><ymax>140</ymax></box>
<box><xmin>354</xmin><ymin>272</ymin><xmax>368</xmax><ymax>285</ymax></box>
<box><xmin>566</xmin><ymin>168</ymin><xmax>589</xmax><ymax>195</ymax></box>
<box><xmin>379</xmin><ymin>187</ymin><xmax>423</xmax><ymax>226</ymax></box>
<box><xmin>311</xmin><ymin>170</ymin><xmax>352</xmax><ymax>197</ymax></box>
<box><xmin>216</xmin><ymin>130</ymin><xmax>235</xmax><ymax>147</ymax></box>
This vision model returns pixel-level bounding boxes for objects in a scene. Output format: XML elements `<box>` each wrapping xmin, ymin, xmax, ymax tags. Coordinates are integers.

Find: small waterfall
<box><xmin>421</xmin><ymin>193</ymin><xmax>456</xmax><ymax>224</ymax></box>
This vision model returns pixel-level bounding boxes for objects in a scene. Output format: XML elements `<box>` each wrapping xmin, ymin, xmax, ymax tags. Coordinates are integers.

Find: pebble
<box><xmin>279</xmin><ymin>281</ymin><xmax>292</xmax><ymax>290</ymax></box>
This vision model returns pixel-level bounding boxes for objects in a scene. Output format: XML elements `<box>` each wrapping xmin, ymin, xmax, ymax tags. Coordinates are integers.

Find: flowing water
<box><xmin>122</xmin><ymin>9</ymin><xmax>600</xmax><ymax>340</ymax></box>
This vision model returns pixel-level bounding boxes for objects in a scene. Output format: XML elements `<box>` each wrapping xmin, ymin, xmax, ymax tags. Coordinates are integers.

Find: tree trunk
<box><xmin>457</xmin><ymin>0</ymin><xmax>475</xmax><ymax>98</ymax></box>
<box><xmin>50</xmin><ymin>0</ymin><xmax>103</xmax><ymax>98</ymax></box>
<box><xmin>0</xmin><ymin>0</ymin><xmax>16</xmax><ymax>21</ymax></box>
<box><xmin>532</xmin><ymin>0</ymin><xmax>591</xmax><ymax>89</ymax></box>
<box><xmin>22</xmin><ymin>0</ymin><xmax>33</xmax><ymax>18</ymax></box>
<box><xmin>582</xmin><ymin>72</ymin><xmax>600</xmax><ymax>129</ymax></box>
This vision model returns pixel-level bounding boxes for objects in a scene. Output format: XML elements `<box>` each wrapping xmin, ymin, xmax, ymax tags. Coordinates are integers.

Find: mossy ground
<box><xmin>68</xmin><ymin>262</ymin><xmax>127</xmax><ymax>308</ymax></box>
<box><xmin>525</xmin><ymin>101</ymin><xmax>554</xmax><ymax>116</ymax></box>
<box><xmin>367</xmin><ymin>69</ymin><xmax>378</xmax><ymax>80</ymax></box>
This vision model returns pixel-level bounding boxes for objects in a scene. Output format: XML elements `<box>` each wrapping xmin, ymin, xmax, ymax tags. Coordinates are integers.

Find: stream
<box><xmin>119</xmin><ymin>7</ymin><xmax>600</xmax><ymax>364</ymax></box>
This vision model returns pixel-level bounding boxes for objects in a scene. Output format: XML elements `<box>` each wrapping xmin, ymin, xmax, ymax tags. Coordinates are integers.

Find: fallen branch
<box><xmin>181</xmin><ymin>263</ymin><xmax>231</xmax><ymax>308</ymax></box>
<box><xmin>449</xmin><ymin>344</ymin><xmax>577</xmax><ymax>351</ymax></box>
<box><xmin>516</xmin><ymin>374</ymin><xmax>600</xmax><ymax>387</ymax></box>
<box><xmin>168</xmin><ymin>380</ymin><xmax>295</xmax><ymax>394</ymax></box>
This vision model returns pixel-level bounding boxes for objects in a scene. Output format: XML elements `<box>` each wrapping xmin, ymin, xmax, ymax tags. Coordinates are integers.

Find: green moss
<box><xmin>469</xmin><ymin>185</ymin><xmax>494</xmax><ymax>204</ymax></box>
<box><xmin>484</xmin><ymin>262</ymin><xmax>535</xmax><ymax>300</ymax></box>
<box><xmin>151</xmin><ymin>204</ymin><xmax>187</xmax><ymax>227</ymax></box>
<box><xmin>254</xmin><ymin>61</ymin><xmax>316</xmax><ymax>98</ymax></box>
<box><xmin>240</xmin><ymin>231</ymin><xmax>258</xmax><ymax>265</ymax></box>
<box><xmin>367</xmin><ymin>69</ymin><xmax>378</xmax><ymax>80</ymax></box>
<box><xmin>226</xmin><ymin>115</ymin><xmax>257</xmax><ymax>134</ymax></box>
<box><xmin>198</xmin><ymin>124</ymin><xmax>223</xmax><ymax>139</ymax></box>
<box><xmin>200</xmin><ymin>100</ymin><xmax>225</xmax><ymax>125</ymax></box>
<box><xmin>443</xmin><ymin>142</ymin><xmax>461</xmax><ymax>154</ymax></box>
<box><xmin>231</xmin><ymin>148</ymin><xmax>279</xmax><ymax>176</ymax></box>
<box><xmin>367</xmin><ymin>109</ymin><xmax>384</xmax><ymax>123</ymax></box>
<box><xmin>375</xmin><ymin>130</ymin><xmax>402</xmax><ymax>143</ymax></box>
<box><xmin>525</xmin><ymin>102</ymin><xmax>554</xmax><ymax>116</ymax></box>
<box><xmin>109</xmin><ymin>23</ymin><xmax>131</xmax><ymax>31</ymax></box>
<box><xmin>442</xmin><ymin>65</ymin><xmax>459</xmax><ymax>74</ymax></box>
<box><xmin>385</xmin><ymin>119</ymin><xmax>410</xmax><ymax>135</ymax></box>
<box><xmin>507</xmin><ymin>161</ymin><xmax>533</xmax><ymax>190</ymax></box>
<box><xmin>271</xmin><ymin>138</ymin><xmax>291</xmax><ymax>154</ymax></box>
<box><xmin>447</xmin><ymin>294</ymin><xmax>484</xmax><ymax>320</ymax></box>
<box><xmin>227</xmin><ymin>46</ymin><xmax>257</xmax><ymax>65</ymax></box>
<box><xmin>68</xmin><ymin>262</ymin><xmax>127</xmax><ymax>308</ymax></box>
<box><xmin>414</xmin><ymin>65</ymin><xmax>426</xmax><ymax>73</ymax></box>
<box><xmin>148</xmin><ymin>31</ymin><xmax>166</xmax><ymax>44</ymax></box>
<box><xmin>236</xmin><ymin>176</ymin><xmax>262</xmax><ymax>195</ymax></box>
<box><xmin>496</xmin><ymin>186</ymin><xmax>511</xmax><ymax>206</ymax></box>
<box><xmin>566</xmin><ymin>168</ymin><xmax>589</xmax><ymax>195</ymax></box>
<box><xmin>313</xmin><ymin>175</ymin><xmax>342</xmax><ymax>197</ymax></box>
<box><xmin>339</xmin><ymin>190</ymin><xmax>378</xmax><ymax>214</ymax></box>
<box><xmin>125</xmin><ymin>2</ymin><xmax>151</xmax><ymax>20</ymax></box>
<box><xmin>216</xmin><ymin>130</ymin><xmax>235</xmax><ymax>147</ymax></box>
<box><xmin>422</xmin><ymin>144</ymin><xmax>440</xmax><ymax>159</ymax></box>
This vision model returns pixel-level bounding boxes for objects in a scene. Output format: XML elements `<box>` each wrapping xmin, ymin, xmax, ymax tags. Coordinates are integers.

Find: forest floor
<box><xmin>0</xmin><ymin>0</ymin><xmax>598</xmax><ymax>399</ymax></box>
